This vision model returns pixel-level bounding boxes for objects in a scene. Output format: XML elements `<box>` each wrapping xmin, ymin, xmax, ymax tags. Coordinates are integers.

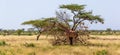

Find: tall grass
<box><xmin>0</xmin><ymin>41</ymin><xmax>7</xmax><ymax>46</ymax></box>
<box><xmin>23</xmin><ymin>43</ymin><xmax>35</xmax><ymax>47</ymax></box>
<box><xmin>95</xmin><ymin>50</ymin><xmax>108</xmax><ymax>55</ymax></box>
<box><xmin>0</xmin><ymin>51</ymin><xmax>6</xmax><ymax>55</ymax></box>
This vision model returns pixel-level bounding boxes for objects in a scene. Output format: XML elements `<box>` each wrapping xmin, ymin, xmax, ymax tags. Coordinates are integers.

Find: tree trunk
<box><xmin>69</xmin><ymin>37</ymin><xmax>73</xmax><ymax>45</ymax></box>
<box><xmin>36</xmin><ymin>32</ymin><xmax>41</xmax><ymax>40</ymax></box>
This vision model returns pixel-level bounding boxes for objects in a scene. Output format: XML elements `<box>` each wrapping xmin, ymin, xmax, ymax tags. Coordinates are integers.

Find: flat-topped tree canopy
<box><xmin>60</xmin><ymin>4</ymin><xmax>85</xmax><ymax>11</ymax></box>
<box><xmin>22</xmin><ymin>20</ymin><xmax>44</xmax><ymax>28</ymax></box>
<box><xmin>77</xmin><ymin>11</ymin><xmax>104</xmax><ymax>23</ymax></box>
<box><xmin>22</xmin><ymin>17</ymin><xmax>57</xmax><ymax>28</ymax></box>
<box><xmin>59</xmin><ymin>4</ymin><xmax>104</xmax><ymax>31</ymax></box>
<box><xmin>22</xmin><ymin>17</ymin><xmax>58</xmax><ymax>40</ymax></box>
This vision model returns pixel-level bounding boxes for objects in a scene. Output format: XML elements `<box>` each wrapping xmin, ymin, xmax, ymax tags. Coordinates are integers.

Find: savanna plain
<box><xmin>0</xmin><ymin>35</ymin><xmax>120</xmax><ymax>55</ymax></box>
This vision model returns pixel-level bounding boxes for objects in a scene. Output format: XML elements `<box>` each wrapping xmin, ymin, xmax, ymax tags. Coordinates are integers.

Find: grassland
<box><xmin>0</xmin><ymin>35</ymin><xmax>120</xmax><ymax>55</ymax></box>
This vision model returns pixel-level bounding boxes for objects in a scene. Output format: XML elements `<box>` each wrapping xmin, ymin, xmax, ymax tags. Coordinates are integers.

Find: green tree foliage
<box><xmin>106</xmin><ymin>28</ymin><xmax>112</xmax><ymax>35</ymax></box>
<box><xmin>2</xmin><ymin>30</ymin><xmax>8</xmax><ymax>36</ymax></box>
<box><xmin>16</xmin><ymin>29</ymin><xmax>24</xmax><ymax>36</ymax></box>
<box><xmin>59</xmin><ymin>4</ymin><xmax>104</xmax><ymax>31</ymax></box>
<box><xmin>22</xmin><ymin>18</ymin><xmax>57</xmax><ymax>40</ymax></box>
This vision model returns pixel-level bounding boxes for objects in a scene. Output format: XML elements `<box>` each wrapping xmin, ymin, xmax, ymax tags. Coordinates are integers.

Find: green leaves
<box><xmin>59</xmin><ymin>4</ymin><xmax>104</xmax><ymax>30</ymax></box>
<box><xmin>60</xmin><ymin>4</ymin><xmax>104</xmax><ymax>23</ymax></box>
<box><xmin>22</xmin><ymin>20</ymin><xmax>42</xmax><ymax>27</ymax></box>
<box><xmin>22</xmin><ymin>18</ymin><xmax>57</xmax><ymax>29</ymax></box>
<box><xmin>60</xmin><ymin>4</ymin><xmax>85</xmax><ymax>11</ymax></box>
<box><xmin>43</xmin><ymin>17</ymin><xmax>57</xmax><ymax>22</ymax></box>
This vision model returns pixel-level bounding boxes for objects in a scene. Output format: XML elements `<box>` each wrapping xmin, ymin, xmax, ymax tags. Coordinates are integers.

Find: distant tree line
<box><xmin>90</xmin><ymin>28</ymin><xmax>120</xmax><ymax>35</ymax></box>
<box><xmin>0</xmin><ymin>28</ymin><xmax>37</xmax><ymax>36</ymax></box>
<box><xmin>1</xmin><ymin>28</ymin><xmax>120</xmax><ymax>36</ymax></box>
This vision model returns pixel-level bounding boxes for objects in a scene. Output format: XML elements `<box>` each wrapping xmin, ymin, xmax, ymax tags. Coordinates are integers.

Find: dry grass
<box><xmin>0</xmin><ymin>35</ymin><xmax>120</xmax><ymax>55</ymax></box>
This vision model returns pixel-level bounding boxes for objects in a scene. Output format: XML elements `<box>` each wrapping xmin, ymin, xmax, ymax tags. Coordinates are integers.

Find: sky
<box><xmin>0</xmin><ymin>0</ymin><xmax>120</xmax><ymax>30</ymax></box>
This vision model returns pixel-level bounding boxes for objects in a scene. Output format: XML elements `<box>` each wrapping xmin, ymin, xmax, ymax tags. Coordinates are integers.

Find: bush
<box><xmin>0</xmin><ymin>41</ymin><xmax>6</xmax><ymax>46</ymax></box>
<box><xmin>23</xmin><ymin>43</ymin><xmax>35</xmax><ymax>47</ymax></box>
<box><xmin>96</xmin><ymin>50</ymin><xmax>108</xmax><ymax>55</ymax></box>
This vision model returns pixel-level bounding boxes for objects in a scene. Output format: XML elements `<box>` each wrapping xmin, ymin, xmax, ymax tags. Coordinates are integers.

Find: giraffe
<box><xmin>54</xmin><ymin>22</ymin><xmax>78</xmax><ymax>45</ymax></box>
<box><xmin>64</xmin><ymin>29</ymin><xmax>78</xmax><ymax>45</ymax></box>
<box><xmin>53</xmin><ymin>22</ymin><xmax>90</xmax><ymax>45</ymax></box>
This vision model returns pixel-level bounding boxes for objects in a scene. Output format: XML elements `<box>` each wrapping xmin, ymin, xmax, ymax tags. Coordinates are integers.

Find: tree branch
<box><xmin>73</xmin><ymin>19</ymin><xmax>85</xmax><ymax>30</ymax></box>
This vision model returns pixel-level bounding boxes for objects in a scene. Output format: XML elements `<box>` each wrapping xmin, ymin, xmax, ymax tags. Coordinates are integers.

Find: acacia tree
<box><xmin>52</xmin><ymin>4</ymin><xmax>104</xmax><ymax>45</ymax></box>
<box><xmin>16</xmin><ymin>29</ymin><xmax>24</xmax><ymax>36</ymax></box>
<box><xmin>106</xmin><ymin>28</ymin><xmax>112</xmax><ymax>35</ymax></box>
<box><xmin>2</xmin><ymin>30</ymin><xmax>8</xmax><ymax>36</ymax></box>
<box><xmin>22</xmin><ymin>4</ymin><xmax>104</xmax><ymax>45</ymax></box>
<box><xmin>22</xmin><ymin>18</ymin><xmax>56</xmax><ymax>40</ymax></box>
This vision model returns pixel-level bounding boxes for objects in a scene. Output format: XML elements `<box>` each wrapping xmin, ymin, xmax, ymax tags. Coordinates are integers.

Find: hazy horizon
<box><xmin>0</xmin><ymin>0</ymin><xmax>120</xmax><ymax>30</ymax></box>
